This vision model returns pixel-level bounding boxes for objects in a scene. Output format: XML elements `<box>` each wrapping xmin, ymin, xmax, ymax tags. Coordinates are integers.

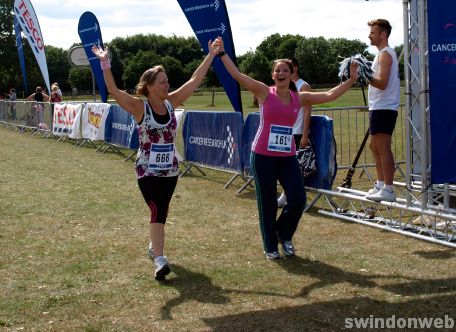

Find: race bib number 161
<box><xmin>267</xmin><ymin>125</ymin><xmax>292</xmax><ymax>152</ymax></box>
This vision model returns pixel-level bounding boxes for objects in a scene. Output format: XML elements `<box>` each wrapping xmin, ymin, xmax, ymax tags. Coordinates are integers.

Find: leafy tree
<box><xmin>159</xmin><ymin>55</ymin><xmax>185</xmax><ymax>88</ymax></box>
<box><xmin>394</xmin><ymin>44</ymin><xmax>405</xmax><ymax>80</ymax></box>
<box><xmin>46</xmin><ymin>46</ymin><xmax>71</xmax><ymax>90</ymax></box>
<box><xmin>239</xmin><ymin>51</ymin><xmax>271</xmax><ymax>84</ymax></box>
<box><xmin>0</xmin><ymin>0</ymin><xmax>19</xmax><ymax>93</ymax></box>
<box><xmin>68</xmin><ymin>66</ymin><xmax>92</xmax><ymax>92</ymax></box>
<box><xmin>255</xmin><ymin>33</ymin><xmax>284</xmax><ymax>60</ymax></box>
<box><xmin>122</xmin><ymin>50</ymin><xmax>161</xmax><ymax>89</ymax></box>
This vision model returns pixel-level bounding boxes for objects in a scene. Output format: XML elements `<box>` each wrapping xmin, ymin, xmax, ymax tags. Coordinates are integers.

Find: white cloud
<box><xmin>30</xmin><ymin>0</ymin><xmax>404</xmax><ymax>55</ymax></box>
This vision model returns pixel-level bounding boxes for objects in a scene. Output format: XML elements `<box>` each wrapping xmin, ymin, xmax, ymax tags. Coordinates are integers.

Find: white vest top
<box><xmin>292</xmin><ymin>78</ymin><xmax>309</xmax><ymax>135</ymax></box>
<box><xmin>368</xmin><ymin>46</ymin><xmax>400</xmax><ymax>111</ymax></box>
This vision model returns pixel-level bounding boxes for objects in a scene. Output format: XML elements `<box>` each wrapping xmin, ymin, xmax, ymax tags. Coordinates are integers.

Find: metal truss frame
<box><xmin>307</xmin><ymin>0</ymin><xmax>456</xmax><ymax>248</ymax></box>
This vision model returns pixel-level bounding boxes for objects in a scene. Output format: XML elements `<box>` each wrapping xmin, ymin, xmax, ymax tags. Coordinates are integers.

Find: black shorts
<box><xmin>369</xmin><ymin>109</ymin><xmax>398</xmax><ymax>135</ymax></box>
<box><xmin>138</xmin><ymin>175</ymin><xmax>178</xmax><ymax>224</ymax></box>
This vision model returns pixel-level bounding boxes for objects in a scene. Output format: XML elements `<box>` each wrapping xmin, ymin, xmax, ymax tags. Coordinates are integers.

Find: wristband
<box><xmin>100</xmin><ymin>60</ymin><xmax>111</xmax><ymax>71</ymax></box>
<box><xmin>217</xmin><ymin>51</ymin><xmax>226</xmax><ymax>58</ymax></box>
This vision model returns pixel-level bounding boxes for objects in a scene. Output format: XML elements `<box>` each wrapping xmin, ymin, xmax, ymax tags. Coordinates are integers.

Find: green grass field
<box><xmin>1</xmin><ymin>88</ymin><xmax>456</xmax><ymax>331</ymax></box>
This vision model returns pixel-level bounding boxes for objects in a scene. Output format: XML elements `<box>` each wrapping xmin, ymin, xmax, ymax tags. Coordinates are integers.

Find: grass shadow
<box><xmin>158</xmin><ymin>264</ymin><xmax>231</xmax><ymax>320</ymax></box>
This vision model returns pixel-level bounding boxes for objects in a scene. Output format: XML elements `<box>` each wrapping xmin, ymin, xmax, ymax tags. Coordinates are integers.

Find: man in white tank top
<box><xmin>365</xmin><ymin>19</ymin><xmax>400</xmax><ymax>202</ymax></box>
<box><xmin>278</xmin><ymin>57</ymin><xmax>312</xmax><ymax>208</ymax></box>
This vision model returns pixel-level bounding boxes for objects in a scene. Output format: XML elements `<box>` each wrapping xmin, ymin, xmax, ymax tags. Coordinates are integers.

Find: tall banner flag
<box><xmin>13</xmin><ymin>0</ymin><xmax>50</xmax><ymax>93</ymax></box>
<box><xmin>78</xmin><ymin>12</ymin><xmax>107</xmax><ymax>103</ymax></box>
<box><xmin>14</xmin><ymin>16</ymin><xmax>28</xmax><ymax>94</ymax></box>
<box><xmin>428</xmin><ymin>0</ymin><xmax>456</xmax><ymax>184</ymax></box>
<box><xmin>177</xmin><ymin>0</ymin><xmax>243</xmax><ymax>114</ymax></box>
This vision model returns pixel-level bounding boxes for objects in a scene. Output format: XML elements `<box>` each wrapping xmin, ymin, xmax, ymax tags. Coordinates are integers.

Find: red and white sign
<box><xmin>14</xmin><ymin>0</ymin><xmax>50</xmax><ymax>93</ymax></box>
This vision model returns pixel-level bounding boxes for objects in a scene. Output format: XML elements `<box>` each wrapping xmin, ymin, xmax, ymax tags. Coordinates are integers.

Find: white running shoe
<box><xmin>277</xmin><ymin>193</ymin><xmax>287</xmax><ymax>208</ymax></box>
<box><xmin>366</xmin><ymin>188</ymin><xmax>396</xmax><ymax>202</ymax></box>
<box><xmin>365</xmin><ymin>183</ymin><xmax>382</xmax><ymax>196</ymax></box>
<box><xmin>154</xmin><ymin>256</ymin><xmax>171</xmax><ymax>280</ymax></box>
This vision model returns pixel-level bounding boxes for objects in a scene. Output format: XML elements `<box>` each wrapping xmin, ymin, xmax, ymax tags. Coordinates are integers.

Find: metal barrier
<box><xmin>1</xmin><ymin>100</ymin><xmax>455</xmax><ymax>247</ymax></box>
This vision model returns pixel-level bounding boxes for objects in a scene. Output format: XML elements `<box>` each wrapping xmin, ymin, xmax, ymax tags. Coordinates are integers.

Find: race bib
<box><xmin>267</xmin><ymin>125</ymin><xmax>293</xmax><ymax>152</ymax></box>
<box><xmin>148</xmin><ymin>143</ymin><xmax>175</xmax><ymax>170</ymax></box>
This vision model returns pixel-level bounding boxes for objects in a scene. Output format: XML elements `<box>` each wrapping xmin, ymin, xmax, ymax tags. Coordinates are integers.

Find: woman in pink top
<box><xmin>213</xmin><ymin>37</ymin><xmax>358</xmax><ymax>260</ymax></box>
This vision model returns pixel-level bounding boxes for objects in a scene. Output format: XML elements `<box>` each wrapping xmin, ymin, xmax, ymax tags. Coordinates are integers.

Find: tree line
<box><xmin>0</xmin><ymin>1</ymin><xmax>403</xmax><ymax>97</ymax></box>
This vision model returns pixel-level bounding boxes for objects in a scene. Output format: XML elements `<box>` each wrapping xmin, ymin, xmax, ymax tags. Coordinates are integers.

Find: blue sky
<box><xmin>30</xmin><ymin>0</ymin><xmax>404</xmax><ymax>55</ymax></box>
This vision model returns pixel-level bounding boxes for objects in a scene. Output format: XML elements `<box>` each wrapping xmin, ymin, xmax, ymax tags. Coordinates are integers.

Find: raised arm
<box><xmin>299</xmin><ymin>62</ymin><xmax>359</xmax><ymax>105</ymax></box>
<box><xmin>168</xmin><ymin>40</ymin><xmax>217</xmax><ymax>108</ymax></box>
<box><xmin>212</xmin><ymin>37</ymin><xmax>269</xmax><ymax>102</ymax></box>
<box><xmin>91</xmin><ymin>45</ymin><xmax>143</xmax><ymax>122</ymax></box>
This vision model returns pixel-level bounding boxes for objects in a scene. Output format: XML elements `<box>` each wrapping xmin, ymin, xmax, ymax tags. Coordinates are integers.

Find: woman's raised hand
<box><xmin>211</xmin><ymin>36</ymin><xmax>225</xmax><ymax>54</ymax></box>
<box><xmin>91</xmin><ymin>45</ymin><xmax>109</xmax><ymax>62</ymax></box>
<box><xmin>207</xmin><ymin>39</ymin><xmax>219</xmax><ymax>56</ymax></box>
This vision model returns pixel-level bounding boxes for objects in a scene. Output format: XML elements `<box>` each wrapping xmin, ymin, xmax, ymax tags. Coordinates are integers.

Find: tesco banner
<box><xmin>13</xmin><ymin>0</ymin><xmax>50</xmax><ymax>93</ymax></box>
<box><xmin>52</xmin><ymin>103</ymin><xmax>83</xmax><ymax>139</ymax></box>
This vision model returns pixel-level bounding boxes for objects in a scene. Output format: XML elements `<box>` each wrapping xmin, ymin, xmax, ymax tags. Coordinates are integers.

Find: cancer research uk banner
<box><xmin>428</xmin><ymin>0</ymin><xmax>456</xmax><ymax>184</ymax></box>
<box><xmin>78</xmin><ymin>12</ymin><xmax>107</xmax><ymax>103</ymax></box>
<box><xmin>177</xmin><ymin>0</ymin><xmax>243</xmax><ymax>114</ymax></box>
<box><xmin>104</xmin><ymin>105</ymin><xmax>139</xmax><ymax>149</ymax></box>
<box><xmin>52</xmin><ymin>103</ymin><xmax>83</xmax><ymax>139</ymax></box>
<box><xmin>81</xmin><ymin>103</ymin><xmax>110</xmax><ymax>141</ymax></box>
<box><xmin>13</xmin><ymin>0</ymin><xmax>50</xmax><ymax>93</ymax></box>
<box><xmin>183</xmin><ymin>111</ymin><xmax>243</xmax><ymax>172</ymax></box>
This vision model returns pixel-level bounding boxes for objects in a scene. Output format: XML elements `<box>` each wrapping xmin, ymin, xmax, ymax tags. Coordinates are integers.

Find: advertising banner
<box><xmin>104</xmin><ymin>104</ymin><xmax>139</xmax><ymax>149</ymax></box>
<box><xmin>13</xmin><ymin>0</ymin><xmax>50</xmax><ymax>93</ymax></box>
<box><xmin>81</xmin><ymin>103</ymin><xmax>110</xmax><ymax>141</ymax></box>
<box><xmin>182</xmin><ymin>111</ymin><xmax>243</xmax><ymax>172</ymax></box>
<box><xmin>78</xmin><ymin>12</ymin><xmax>107</xmax><ymax>103</ymax></box>
<box><xmin>177</xmin><ymin>0</ymin><xmax>243</xmax><ymax>113</ymax></box>
<box><xmin>242</xmin><ymin>113</ymin><xmax>337</xmax><ymax>189</ymax></box>
<box><xmin>428</xmin><ymin>0</ymin><xmax>456</xmax><ymax>184</ymax></box>
<box><xmin>52</xmin><ymin>103</ymin><xmax>83</xmax><ymax>139</ymax></box>
<box><xmin>14</xmin><ymin>15</ymin><xmax>28</xmax><ymax>93</ymax></box>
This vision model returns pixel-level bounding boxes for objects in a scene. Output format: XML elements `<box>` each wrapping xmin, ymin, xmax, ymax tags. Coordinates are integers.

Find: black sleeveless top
<box><xmin>34</xmin><ymin>92</ymin><xmax>44</xmax><ymax>102</ymax></box>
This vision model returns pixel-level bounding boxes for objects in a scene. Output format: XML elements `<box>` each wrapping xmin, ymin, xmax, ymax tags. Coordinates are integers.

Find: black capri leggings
<box><xmin>138</xmin><ymin>175</ymin><xmax>178</xmax><ymax>224</ymax></box>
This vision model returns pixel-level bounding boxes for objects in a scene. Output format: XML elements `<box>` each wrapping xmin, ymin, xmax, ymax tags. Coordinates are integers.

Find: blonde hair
<box><xmin>135</xmin><ymin>65</ymin><xmax>166</xmax><ymax>97</ymax></box>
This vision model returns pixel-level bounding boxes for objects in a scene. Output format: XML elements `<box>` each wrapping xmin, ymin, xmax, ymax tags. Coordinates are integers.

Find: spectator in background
<box><xmin>8</xmin><ymin>88</ymin><xmax>17</xmax><ymax>120</ymax></box>
<box><xmin>277</xmin><ymin>57</ymin><xmax>312</xmax><ymax>208</ymax></box>
<box><xmin>50</xmin><ymin>83</ymin><xmax>62</xmax><ymax>117</ymax></box>
<box><xmin>50</xmin><ymin>83</ymin><xmax>62</xmax><ymax>103</ymax></box>
<box><xmin>27</xmin><ymin>86</ymin><xmax>50</xmax><ymax>129</ymax></box>
<box><xmin>52</xmin><ymin>82</ymin><xmax>62</xmax><ymax>98</ymax></box>
<box><xmin>72</xmin><ymin>87</ymin><xmax>78</xmax><ymax>100</ymax></box>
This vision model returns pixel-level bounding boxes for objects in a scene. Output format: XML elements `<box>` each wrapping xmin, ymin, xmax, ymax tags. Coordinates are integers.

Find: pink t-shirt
<box><xmin>252</xmin><ymin>87</ymin><xmax>301</xmax><ymax>157</ymax></box>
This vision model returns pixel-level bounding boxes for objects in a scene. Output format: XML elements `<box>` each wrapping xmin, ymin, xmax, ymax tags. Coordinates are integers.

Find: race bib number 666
<box><xmin>148</xmin><ymin>143</ymin><xmax>175</xmax><ymax>170</ymax></box>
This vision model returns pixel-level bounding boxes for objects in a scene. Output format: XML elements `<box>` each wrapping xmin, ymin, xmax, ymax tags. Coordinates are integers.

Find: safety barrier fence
<box><xmin>3</xmin><ymin>100</ymin><xmax>455</xmax><ymax>248</ymax></box>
